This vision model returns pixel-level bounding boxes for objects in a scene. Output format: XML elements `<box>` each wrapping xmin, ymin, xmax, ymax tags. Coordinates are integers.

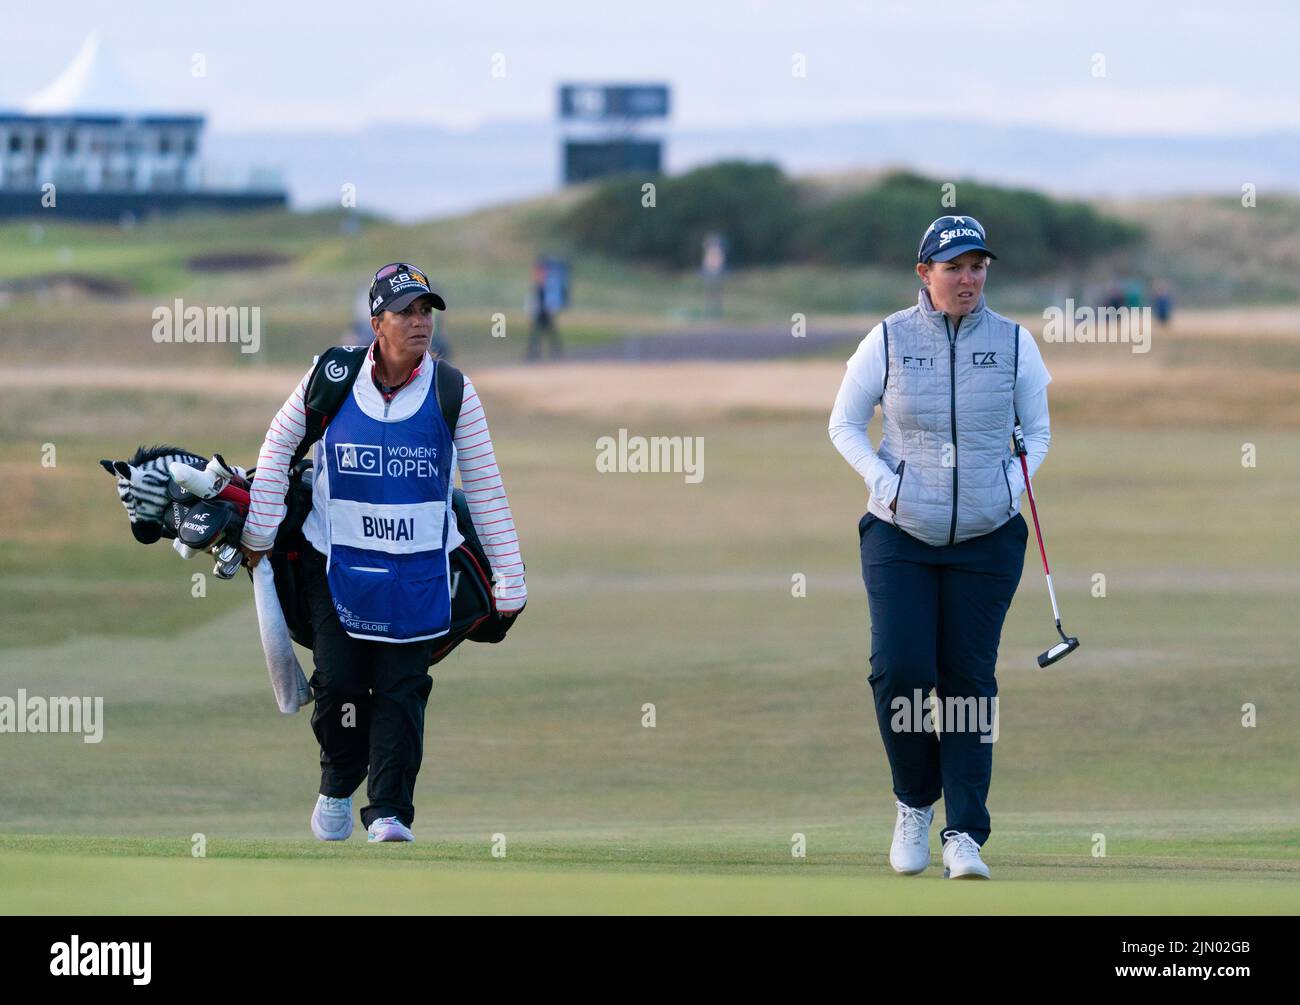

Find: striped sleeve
<box><xmin>455</xmin><ymin>374</ymin><xmax>526</xmax><ymax>612</ymax></box>
<box><xmin>241</xmin><ymin>364</ymin><xmax>313</xmax><ymax>552</ymax></box>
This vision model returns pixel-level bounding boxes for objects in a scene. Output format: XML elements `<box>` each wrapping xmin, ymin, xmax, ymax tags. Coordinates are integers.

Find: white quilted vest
<box><xmin>866</xmin><ymin>289</ymin><xmax>1022</xmax><ymax>546</ymax></box>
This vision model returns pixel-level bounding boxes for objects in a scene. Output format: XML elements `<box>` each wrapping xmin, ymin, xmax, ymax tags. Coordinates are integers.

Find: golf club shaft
<box><xmin>1016</xmin><ymin>407</ymin><xmax>1080</xmax><ymax>668</ymax></box>
<box><xmin>1019</xmin><ymin>451</ymin><xmax>1050</xmax><ymax>578</ymax></box>
<box><xmin>1044</xmin><ymin>574</ymin><xmax>1064</xmax><ymax>626</ymax></box>
<box><xmin>1019</xmin><ymin>449</ymin><xmax>1064</xmax><ymax>625</ymax></box>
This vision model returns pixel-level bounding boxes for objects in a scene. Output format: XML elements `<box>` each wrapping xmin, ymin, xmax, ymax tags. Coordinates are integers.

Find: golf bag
<box><xmin>100</xmin><ymin>349</ymin><xmax>522</xmax><ymax>679</ymax></box>
<box><xmin>101</xmin><ymin>444</ymin><xmax>316</xmax><ymax>712</ymax></box>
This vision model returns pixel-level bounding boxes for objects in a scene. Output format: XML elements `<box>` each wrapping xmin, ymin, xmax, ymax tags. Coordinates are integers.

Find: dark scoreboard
<box><xmin>559</xmin><ymin>85</ymin><xmax>670</xmax><ymax>121</ymax></box>
<box><xmin>562</xmin><ymin>140</ymin><xmax>662</xmax><ymax>183</ymax></box>
<box><xmin>559</xmin><ymin>84</ymin><xmax>669</xmax><ymax>183</ymax></box>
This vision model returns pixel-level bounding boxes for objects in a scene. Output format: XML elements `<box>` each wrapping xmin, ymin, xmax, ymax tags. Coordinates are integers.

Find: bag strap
<box><xmin>433</xmin><ymin>358</ymin><xmax>464</xmax><ymax>436</ymax></box>
<box><xmin>290</xmin><ymin>346</ymin><xmax>366</xmax><ymax>468</ymax></box>
<box><xmin>290</xmin><ymin>348</ymin><xmax>464</xmax><ymax>468</ymax></box>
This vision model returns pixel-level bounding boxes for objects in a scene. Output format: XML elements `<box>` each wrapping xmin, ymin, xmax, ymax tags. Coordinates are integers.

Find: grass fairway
<box><xmin>2</xmin><ymin>834</ymin><xmax>1297</xmax><ymax>915</ymax></box>
<box><xmin>1</xmin><ymin>345</ymin><xmax>1297</xmax><ymax>913</ymax></box>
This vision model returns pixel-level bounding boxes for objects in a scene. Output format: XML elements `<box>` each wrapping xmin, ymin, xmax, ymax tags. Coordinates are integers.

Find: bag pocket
<box><xmin>328</xmin><ymin>555</ymin><xmax>450</xmax><ymax>640</ymax></box>
<box><xmin>447</xmin><ymin>546</ymin><xmax>493</xmax><ymax>635</ymax></box>
<box><xmin>327</xmin><ymin>562</ymin><xmax>395</xmax><ymax>634</ymax></box>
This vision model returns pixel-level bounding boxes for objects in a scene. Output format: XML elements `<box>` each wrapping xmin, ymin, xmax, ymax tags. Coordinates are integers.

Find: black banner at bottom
<box><xmin>0</xmin><ymin>915</ymin><xmax>1283</xmax><ymax>989</ymax></box>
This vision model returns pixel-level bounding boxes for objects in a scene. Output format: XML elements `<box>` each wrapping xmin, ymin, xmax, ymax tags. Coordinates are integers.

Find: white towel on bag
<box><xmin>251</xmin><ymin>559</ymin><xmax>312</xmax><ymax>713</ymax></box>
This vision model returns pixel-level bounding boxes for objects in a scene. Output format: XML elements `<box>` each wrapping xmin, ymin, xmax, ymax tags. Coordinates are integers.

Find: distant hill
<box><xmin>206</xmin><ymin>117</ymin><xmax>1300</xmax><ymax>222</ymax></box>
<box><xmin>1</xmin><ymin>175</ymin><xmax>1296</xmax><ymax>373</ymax></box>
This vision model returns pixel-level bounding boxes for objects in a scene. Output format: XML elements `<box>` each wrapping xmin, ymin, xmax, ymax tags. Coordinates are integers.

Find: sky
<box><xmin>2</xmin><ymin>0</ymin><xmax>1298</xmax><ymax>137</ymax></box>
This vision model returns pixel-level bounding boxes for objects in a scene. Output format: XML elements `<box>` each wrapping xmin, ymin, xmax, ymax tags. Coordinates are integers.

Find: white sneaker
<box><xmin>942</xmin><ymin>830</ymin><xmax>991</xmax><ymax>879</ymax></box>
<box><xmin>311</xmin><ymin>794</ymin><xmax>353</xmax><ymax>841</ymax></box>
<box><xmin>889</xmin><ymin>800</ymin><xmax>934</xmax><ymax>875</ymax></box>
<box><xmin>366</xmin><ymin>816</ymin><xmax>415</xmax><ymax>843</ymax></box>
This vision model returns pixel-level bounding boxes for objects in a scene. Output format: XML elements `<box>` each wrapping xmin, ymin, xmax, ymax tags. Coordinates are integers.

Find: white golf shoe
<box><xmin>311</xmin><ymin>794</ymin><xmax>354</xmax><ymax>841</ymax></box>
<box><xmin>941</xmin><ymin>830</ymin><xmax>991</xmax><ymax>879</ymax></box>
<box><xmin>889</xmin><ymin>800</ymin><xmax>934</xmax><ymax>875</ymax></box>
<box><xmin>366</xmin><ymin>816</ymin><xmax>415</xmax><ymax>843</ymax></box>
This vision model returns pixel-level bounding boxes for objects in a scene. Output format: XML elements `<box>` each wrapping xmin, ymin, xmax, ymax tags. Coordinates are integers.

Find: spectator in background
<box><xmin>1153</xmin><ymin>281</ymin><xmax>1174</xmax><ymax>327</ymax></box>
<box><xmin>526</xmin><ymin>259</ymin><xmax>564</xmax><ymax>361</ymax></box>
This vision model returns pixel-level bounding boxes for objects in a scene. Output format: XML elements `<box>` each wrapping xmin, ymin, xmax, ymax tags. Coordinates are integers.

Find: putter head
<box><xmin>1038</xmin><ymin>636</ymin><xmax>1080</xmax><ymax>669</ymax></box>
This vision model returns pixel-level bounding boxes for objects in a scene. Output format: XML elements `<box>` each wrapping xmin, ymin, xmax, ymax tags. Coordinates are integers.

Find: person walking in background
<box><xmin>525</xmin><ymin>258</ymin><xmax>564</xmax><ymax>361</ymax></box>
<box><xmin>1153</xmin><ymin>280</ymin><xmax>1174</xmax><ymax>327</ymax></box>
<box><xmin>829</xmin><ymin>216</ymin><xmax>1053</xmax><ymax>880</ymax></box>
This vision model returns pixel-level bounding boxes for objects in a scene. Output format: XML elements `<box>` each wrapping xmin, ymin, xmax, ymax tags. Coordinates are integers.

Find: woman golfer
<box><xmin>829</xmin><ymin>216</ymin><xmax>1052</xmax><ymax>879</ymax></box>
<box><xmin>241</xmin><ymin>263</ymin><xmax>527</xmax><ymax>843</ymax></box>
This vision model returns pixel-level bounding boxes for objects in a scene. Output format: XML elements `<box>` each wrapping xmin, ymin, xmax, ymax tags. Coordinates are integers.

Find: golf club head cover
<box><xmin>176</xmin><ymin>499</ymin><xmax>236</xmax><ymax>551</ymax></box>
<box><xmin>169</xmin><ymin>457</ymin><xmax>248</xmax><ymax>502</ymax></box>
<box><xmin>102</xmin><ymin>458</ymin><xmax>170</xmax><ymax>543</ymax></box>
<box><xmin>214</xmin><ymin>482</ymin><xmax>251</xmax><ymax>515</ymax></box>
<box><xmin>210</xmin><ymin>453</ymin><xmax>250</xmax><ymax>489</ymax></box>
<box><xmin>251</xmin><ymin>559</ymin><xmax>312</xmax><ymax>713</ymax></box>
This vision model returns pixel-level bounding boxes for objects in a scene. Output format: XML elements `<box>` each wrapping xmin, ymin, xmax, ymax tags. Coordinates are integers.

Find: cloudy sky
<box><xmin>3</xmin><ymin>0</ymin><xmax>1297</xmax><ymax>136</ymax></box>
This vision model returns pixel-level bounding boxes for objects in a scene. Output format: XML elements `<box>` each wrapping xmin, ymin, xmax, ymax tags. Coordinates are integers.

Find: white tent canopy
<box><xmin>24</xmin><ymin>33</ymin><xmax>193</xmax><ymax>116</ymax></box>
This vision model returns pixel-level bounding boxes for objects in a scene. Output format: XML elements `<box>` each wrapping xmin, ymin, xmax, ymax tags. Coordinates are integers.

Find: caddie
<box><xmin>240</xmin><ymin>263</ymin><xmax>527</xmax><ymax>843</ymax></box>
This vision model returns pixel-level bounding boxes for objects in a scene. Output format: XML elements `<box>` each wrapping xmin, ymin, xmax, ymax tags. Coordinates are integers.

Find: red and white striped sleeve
<box><xmin>241</xmin><ymin>365</ymin><xmax>313</xmax><ymax>552</ymax></box>
<box><xmin>455</xmin><ymin>374</ymin><xmax>526</xmax><ymax>613</ymax></box>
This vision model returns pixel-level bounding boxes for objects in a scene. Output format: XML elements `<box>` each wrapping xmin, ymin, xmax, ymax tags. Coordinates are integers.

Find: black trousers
<box><xmin>525</xmin><ymin>312</ymin><xmax>563</xmax><ymax>360</ymax></box>
<box><xmin>302</xmin><ymin>545</ymin><xmax>436</xmax><ymax>828</ymax></box>
<box><xmin>859</xmin><ymin>511</ymin><xmax>1027</xmax><ymax>846</ymax></box>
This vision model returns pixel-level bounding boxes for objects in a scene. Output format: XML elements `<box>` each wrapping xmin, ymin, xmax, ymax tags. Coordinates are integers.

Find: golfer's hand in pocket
<box><xmin>242</xmin><ymin>546</ymin><xmax>270</xmax><ymax>569</ymax></box>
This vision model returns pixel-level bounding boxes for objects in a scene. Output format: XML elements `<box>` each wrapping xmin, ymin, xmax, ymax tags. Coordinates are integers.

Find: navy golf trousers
<box><xmin>858</xmin><ymin>510</ymin><xmax>1028</xmax><ymax>846</ymax></box>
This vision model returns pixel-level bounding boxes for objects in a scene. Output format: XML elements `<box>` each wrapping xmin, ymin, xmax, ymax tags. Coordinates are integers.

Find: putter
<box><xmin>1014</xmin><ymin>417</ymin><xmax>1080</xmax><ymax>669</ymax></box>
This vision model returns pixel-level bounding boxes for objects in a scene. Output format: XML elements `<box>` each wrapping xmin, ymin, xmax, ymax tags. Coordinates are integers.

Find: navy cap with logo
<box><xmin>368</xmin><ymin>263</ymin><xmax>447</xmax><ymax>316</ymax></box>
<box><xmin>917</xmin><ymin>216</ymin><xmax>998</xmax><ymax>264</ymax></box>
